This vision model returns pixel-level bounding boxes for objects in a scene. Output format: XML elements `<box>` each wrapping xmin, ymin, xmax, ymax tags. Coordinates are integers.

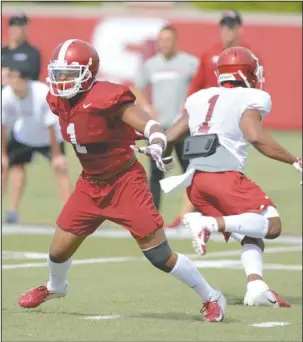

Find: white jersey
<box><xmin>160</xmin><ymin>86</ymin><xmax>271</xmax><ymax>194</ymax></box>
<box><xmin>2</xmin><ymin>81</ymin><xmax>63</xmax><ymax>147</ymax></box>
<box><xmin>185</xmin><ymin>87</ymin><xmax>271</xmax><ymax>172</ymax></box>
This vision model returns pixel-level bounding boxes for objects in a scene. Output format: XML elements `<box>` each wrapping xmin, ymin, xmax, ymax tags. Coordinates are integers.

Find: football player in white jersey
<box><xmin>159</xmin><ymin>47</ymin><xmax>302</xmax><ymax>307</ymax></box>
<box><xmin>2</xmin><ymin>63</ymin><xmax>71</xmax><ymax>223</ymax></box>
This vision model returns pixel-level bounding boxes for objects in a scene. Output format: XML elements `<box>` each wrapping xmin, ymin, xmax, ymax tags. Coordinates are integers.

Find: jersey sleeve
<box><xmin>94</xmin><ymin>83</ymin><xmax>136</xmax><ymax>112</ymax></box>
<box><xmin>242</xmin><ymin>90</ymin><xmax>272</xmax><ymax>117</ymax></box>
<box><xmin>114</xmin><ymin>85</ymin><xmax>136</xmax><ymax>105</ymax></box>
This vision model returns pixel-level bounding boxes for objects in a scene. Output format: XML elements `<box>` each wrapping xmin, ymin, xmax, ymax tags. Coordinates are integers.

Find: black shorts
<box><xmin>8</xmin><ymin>135</ymin><xmax>66</xmax><ymax>167</ymax></box>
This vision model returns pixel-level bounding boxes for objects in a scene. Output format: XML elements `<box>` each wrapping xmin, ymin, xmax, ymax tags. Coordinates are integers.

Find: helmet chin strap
<box><xmin>237</xmin><ymin>70</ymin><xmax>251</xmax><ymax>88</ymax></box>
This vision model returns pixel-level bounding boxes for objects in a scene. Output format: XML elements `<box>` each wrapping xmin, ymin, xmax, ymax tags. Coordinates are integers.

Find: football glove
<box><xmin>130</xmin><ymin>144</ymin><xmax>174</xmax><ymax>172</ymax></box>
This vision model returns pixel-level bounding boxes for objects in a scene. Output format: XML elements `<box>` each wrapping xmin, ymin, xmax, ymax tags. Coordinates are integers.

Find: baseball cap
<box><xmin>8</xmin><ymin>12</ymin><xmax>28</xmax><ymax>26</ymax></box>
<box><xmin>219</xmin><ymin>11</ymin><xmax>242</xmax><ymax>28</ymax></box>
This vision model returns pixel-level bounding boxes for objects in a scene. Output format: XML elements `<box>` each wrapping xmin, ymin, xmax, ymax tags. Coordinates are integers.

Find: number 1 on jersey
<box><xmin>198</xmin><ymin>94</ymin><xmax>220</xmax><ymax>133</ymax></box>
<box><xmin>67</xmin><ymin>123</ymin><xmax>87</xmax><ymax>154</ymax></box>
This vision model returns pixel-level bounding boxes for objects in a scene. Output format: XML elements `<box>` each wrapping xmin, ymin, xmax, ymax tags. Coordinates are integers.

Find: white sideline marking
<box><xmin>83</xmin><ymin>315</ymin><xmax>121</xmax><ymax>320</ymax></box>
<box><xmin>250</xmin><ymin>322</ymin><xmax>290</xmax><ymax>328</ymax></box>
<box><xmin>3</xmin><ymin>246</ymin><xmax>301</xmax><ymax>261</ymax></box>
<box><xmin>2</xmin><ymin>256</ymin><xmax>142</xmax><ymax>270</ymax></box>
<box><xmin>2</xmin><ymin>251</ymin><xmax>49</xmax><ymax>260</ymax></box>
<box><xmin>3</xmin><ymin>224</ymin><xmax>302</xmax><ymax>245</ymax></box>
<box><xmin>2</xmin><ymin>246</ymin><xmax>302</xmax><ymax>271</ymax></box>
<box><xmin>194</xmin><ymin>260</ymin><xmax>302</xmax><ymax>271</ymax></box>
<box><xmin>188</xmin><ymin>246</ymin><xmax>302</xmax><ymax>259</ymax></box>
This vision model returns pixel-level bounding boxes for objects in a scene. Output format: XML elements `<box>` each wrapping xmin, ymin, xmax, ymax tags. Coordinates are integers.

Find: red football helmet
<box><xmin>215</xmin><ymin>46</ymin><xmax>264</xmax><ymax>89</ymax></box>
<box><xmin>47</xmin><ymin>39</ymin><xmax>100</xmax><ymax>99</ymax></box>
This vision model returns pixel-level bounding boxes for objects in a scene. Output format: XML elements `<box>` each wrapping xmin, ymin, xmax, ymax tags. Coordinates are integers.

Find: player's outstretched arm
<box><xmin>121</xmin><ymin>103</ymin><xmax>174</xmax><ymax>172</ymax></box>
<box><xmin>121</xmin><ymin>103</ymin><xmax>165</xmax><ymax>148</ymax></box>
<box><xmin>240</xmin><ymin>109</ymin><xmax>302</xmax><ymax>182</ymax></box>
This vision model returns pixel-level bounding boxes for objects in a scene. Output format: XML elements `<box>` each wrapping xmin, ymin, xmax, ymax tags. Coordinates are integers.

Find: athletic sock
<box><xmin>46</xmin><ymin>255</ymin><xmax>71</xmax><ymax>293</ymax></box>
<box><xmin>169</xmin><ymin>253</ymin><xmax>218</xmax><ymax>301</ymax></box>
<box><xmin>224</xmin><ymin>213</ymin><xmax>269</xmax><ymax>238</ymax></box>
<box><xmin>241</xmin><ymin>244</ymin><xmax>270</xmax><ymax>294</ymax></box>
<box><xmin>241</xmin><ymin>243</ymin><xmax>263</xmax><ymax>278</ymax></box>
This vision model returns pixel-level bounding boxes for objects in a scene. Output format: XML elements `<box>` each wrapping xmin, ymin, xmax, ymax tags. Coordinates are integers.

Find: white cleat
<box><xmin>244</xmin><ymin>289</ymin><xmax>291</xmax><ymax>308</ymax></box>
<box><xmin>183</xmin><ymin>213</ymin><xmax>213</xmax><ymax>255</ymax></box>
<box><xmin>201</xmin><ymin>291</ymin><xmax>227</xmax><ymax>322</ymax></box>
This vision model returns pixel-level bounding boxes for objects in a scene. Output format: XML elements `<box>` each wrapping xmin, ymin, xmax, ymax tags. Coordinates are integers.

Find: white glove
<box><xmin>130</xmin><ymin>144</ymin><xmax>174</xmax><ymax>172</ymax></box>
<box><xmin>292</xmin><ymin>157</ymin><xmax>302</xmax><ymax>185</ymax></box>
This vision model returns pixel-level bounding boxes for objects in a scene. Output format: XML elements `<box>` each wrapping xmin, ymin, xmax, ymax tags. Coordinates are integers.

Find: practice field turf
<box><xmin>2</xmin><ymin>226</ymin><xmax>302</xmax><ymax>341</ymax></box>
<box><xmin>2</xmin><ymin>131</ymin><xmax>302</xmax><ymax>234</ymax></box>
<box><xmin>2</xmin><ymin>130</ymin><xmax>302</xmax><ymax>341</ymax></box>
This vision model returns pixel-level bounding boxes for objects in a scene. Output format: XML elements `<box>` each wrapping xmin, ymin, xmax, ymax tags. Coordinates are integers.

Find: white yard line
<box><xmin>250</xmin><ymin>322</ymin><xmax>290</xmax><ymax>328</ymax></box>
<box><xmin>3</xmin><ymin>224</ymin><xmax>302</xmax><ymax>245</ymax></box>
<box><xmin>3</xmin><ymin>258</ymin><xmax>301</xmax><ymax>271</ymax></box>
<box><xmin>2</xmin><ymin>246</ymin><xmax>302</xmax><ymax>271</ymax></box>
<box><xmin>2</xmin><ymin>251</ymin><xmax>49</xmax><ymax>260</ymax></box>
<box><xmin>83</xmin><ymin>315</ymin><xmax>122</xmax><ymax>321</ymax></box>
<box><xmin>3</xmin><ymin>246</ymin><xmax>301</xmax><ymax>261</ymax></box>
<box><xmin>194</xmin><ymin>260</ymin><xmax>301</xmax><ymax>271</ymax></box>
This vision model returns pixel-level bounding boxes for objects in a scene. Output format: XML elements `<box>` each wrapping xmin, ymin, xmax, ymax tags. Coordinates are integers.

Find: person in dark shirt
<box><xmin>188</xmin><ymin>11</ymin><xmax>253</xmax><ymax>95</ymax></box>
<box><xmin>2</xmin><ymin>12</ymin><xmax>41</xmax><ymax>86</ymax></box>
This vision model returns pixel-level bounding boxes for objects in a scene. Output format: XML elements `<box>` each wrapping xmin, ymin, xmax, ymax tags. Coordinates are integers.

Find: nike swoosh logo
<box><xmin>83</xmin><ymin>103</ymin><xmax>92</xmax><ymax>109</ymax></box>
<box><xmin>268</xmin><ymin>299</ymin><xmax>277</xmax><ymax>304</ymax></box>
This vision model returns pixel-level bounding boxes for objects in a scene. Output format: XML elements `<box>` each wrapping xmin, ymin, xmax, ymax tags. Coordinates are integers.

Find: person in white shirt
<box><xmin>2</xmin><ymin>63</ymin><xmax>71</xmax><ymax>223</ymax></box>
<box><xmin>132</xmin><ymin>25</ymin><xmax>198</xmax><ymax>228</ymax></box>
<box><xmin>148</xmin><ymin>47</ymin><xmax>302</xmax><ymax>307</ymax></box>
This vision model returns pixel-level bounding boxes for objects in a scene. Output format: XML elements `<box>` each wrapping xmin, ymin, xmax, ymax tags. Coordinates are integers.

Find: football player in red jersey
<box><xmin>18</xmin><ymin>39</ymin><xmax>227</xmax><ymax>322</ymax></box>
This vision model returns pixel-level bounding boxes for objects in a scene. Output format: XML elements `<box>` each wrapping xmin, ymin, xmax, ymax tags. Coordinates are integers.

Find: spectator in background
<box><xmin>132</xmin><ymin>25</ymin><xmax>198</xmax><ymax>228</ymax></box>
<box><xmin>188</xmin><ymin>11</ymin><xmax>253</xmax><ymax>95</ymax></box>
<box><xmin>2</xmin><ymin>12</ymin><xmax>41</xmax><ymax>87</ymax></box>
<box><xmin>1</xmin><ymin>63</ymin><xmax>71</xmax><ymax>224</ymax></box>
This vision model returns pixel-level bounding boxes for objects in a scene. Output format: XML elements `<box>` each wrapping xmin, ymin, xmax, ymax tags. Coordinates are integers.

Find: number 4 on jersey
<box><xmin>198</xmin><ymin>94</ymin><xmax>220</xmax><ymax>133</ymax></box>
<box><xmin>67</xmin><ymin>123</ymin><xmax>87</xmax><ymax>154</ymax></box>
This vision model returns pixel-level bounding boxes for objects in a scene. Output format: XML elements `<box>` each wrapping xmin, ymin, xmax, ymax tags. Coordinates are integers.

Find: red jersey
<box><xmin>187</xmin><ymin>42</ymin><xmax>251</xmax><ymax>96</ymax></box>
<box><xmin>47</xmin><ymin>81</ymin><xmax>137</xmax><ymax>175</ymax></box>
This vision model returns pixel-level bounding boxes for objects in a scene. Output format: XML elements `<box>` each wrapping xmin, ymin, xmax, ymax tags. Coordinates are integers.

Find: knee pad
<box><xmin>142</xmin><ymin>240</ymin><xmax>172</xmax><ymax>270</ymax></box>
<box><xmin>241</xmin><ymin>237</ymin><xmax>265</xmax><ymax>252</ymax></box>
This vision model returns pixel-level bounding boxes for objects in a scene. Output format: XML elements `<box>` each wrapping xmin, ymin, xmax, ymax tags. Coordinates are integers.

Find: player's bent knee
<box><xmin>142</xmin><ymin>240</ymin><xmax>173</xmax><ymax>272</ymax></box>
<box><xmin>266</xmin><ymin>217</ymin><xmax>282</xmax><ymax>240</ymax></box>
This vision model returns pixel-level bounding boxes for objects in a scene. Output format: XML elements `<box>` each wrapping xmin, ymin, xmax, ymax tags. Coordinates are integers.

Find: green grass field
<box><xmin>2</xmin><ymin>230</ymin><xmax>302</xmax><ymax>341</ymax></box>
<box><xmin>2</xmin><ymin>130</ymin><xmax>302</xmax><ymax>341</ymax></box>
